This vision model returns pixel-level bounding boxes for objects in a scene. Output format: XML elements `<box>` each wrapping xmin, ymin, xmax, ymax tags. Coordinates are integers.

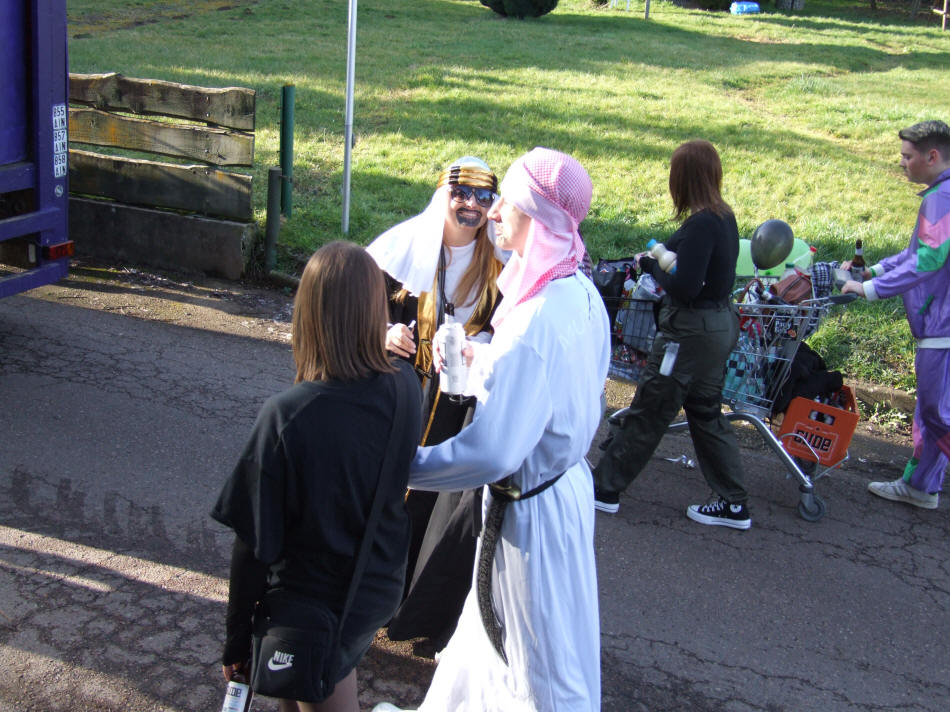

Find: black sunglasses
<box><xmin>450</xmin><ymin>184</ymin><xmax>495</xmax><ymax>208</ymax></box>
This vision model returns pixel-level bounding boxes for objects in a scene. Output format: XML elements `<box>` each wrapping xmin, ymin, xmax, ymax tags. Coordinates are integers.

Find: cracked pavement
<box><xmin>592</xmin><ymin>385</ymin><xmax>949</xmax><ymax>712</ymax></box>
<box><xmin>1</xmin><ymin>265</ymin><xmax>947</xmax><ymax>711</ymax></box>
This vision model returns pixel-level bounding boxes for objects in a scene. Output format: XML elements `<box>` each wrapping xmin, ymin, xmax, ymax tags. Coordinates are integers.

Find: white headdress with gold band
<box><xmin>366</xmin><ymin>156</ymin><xmax>500</xmax><ymax>297</ymax></box>
<box><xmin>436</xmin><ymin>156</ymin><xmax>499</xmax><ymax>192</ymax></box>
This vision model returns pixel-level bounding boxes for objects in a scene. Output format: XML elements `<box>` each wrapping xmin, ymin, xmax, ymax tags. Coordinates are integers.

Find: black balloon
<box><xmin>750</xmin><ymin>219</ymin><xmax>794</xmax><ymax>270</ymax></box>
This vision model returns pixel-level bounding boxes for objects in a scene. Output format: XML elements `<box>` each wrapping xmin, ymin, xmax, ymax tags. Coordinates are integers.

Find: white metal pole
<box><xmin>342</xmin><ymin>0</ymin><xmax>357</xmax><ymax>234</ymax></box>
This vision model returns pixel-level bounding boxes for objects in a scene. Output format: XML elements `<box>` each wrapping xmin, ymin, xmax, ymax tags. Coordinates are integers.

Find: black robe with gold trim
<box><xmin>382</xmin><ymin>261</ymin><xmax>503</xmax><ymax>647</ymax></box>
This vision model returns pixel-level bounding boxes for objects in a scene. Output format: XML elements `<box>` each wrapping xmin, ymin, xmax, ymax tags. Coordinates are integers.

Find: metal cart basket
<box><xmin>605</xmin><ymin>292</ymin><xmax>856</xmax><ymax>522</ymax></box>
<box><xmin>607</xmin><ymin>295</ymin><xmax>656</xmax><ymax>384</ymax></box>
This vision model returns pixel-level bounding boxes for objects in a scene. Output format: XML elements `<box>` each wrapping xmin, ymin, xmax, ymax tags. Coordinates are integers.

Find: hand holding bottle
<box><xmin>848</xmin><ymin>239</ymin><xmax>866</xmax><ymax>281</ymax></box>
<box><xmin>221</xmin><ymin>662</ymin><xmax>252</xmax><ymax>712</ymax></box>
<box><xmin>646</xmin><ymin>239</ymin><xmax>677</xmax><ymax>274</ymax></box>
<box><xmin>434</xmin><ymin>321</ymin><xmax>473</xmax><ymax>397</ymax></box>
<box><xmin>840</xmin><ymin>260</ymin><xmax>869</xmax><ymax>281</ymax></box>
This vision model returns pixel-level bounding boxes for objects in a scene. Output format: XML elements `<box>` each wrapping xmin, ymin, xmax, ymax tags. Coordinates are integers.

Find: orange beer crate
<box><xmin>778</xmin><ymin>386</ymin><xmax>859</xmax><ymax>467</ymax></box>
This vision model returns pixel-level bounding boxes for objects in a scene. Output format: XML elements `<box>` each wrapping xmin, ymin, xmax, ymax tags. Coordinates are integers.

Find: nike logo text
<box><xmin>267</xmin><ymin>650</ymin><xmax>294</xmax><ymax>671</ymax></box>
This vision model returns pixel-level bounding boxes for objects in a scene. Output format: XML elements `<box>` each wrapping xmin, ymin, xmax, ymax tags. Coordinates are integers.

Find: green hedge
<box><xmin>480</xmin><ymin>0</ymin><xmax>560</xmax><ymax>18</ymax></box>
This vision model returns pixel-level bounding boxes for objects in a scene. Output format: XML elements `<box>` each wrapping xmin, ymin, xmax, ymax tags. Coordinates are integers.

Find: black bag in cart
<box><xmin>593</xmin><ymin>258</ymin><xmax>636</xmax><ymax>327</ymax></box>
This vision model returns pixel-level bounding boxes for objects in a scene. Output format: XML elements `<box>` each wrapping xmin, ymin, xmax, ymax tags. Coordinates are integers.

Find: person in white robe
<box><xmin>374</xmin><ymin>147</ymin><xmax>610</xmax><ymax>712</ymax></box>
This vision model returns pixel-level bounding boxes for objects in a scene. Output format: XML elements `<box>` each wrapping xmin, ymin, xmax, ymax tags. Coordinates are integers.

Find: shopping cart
<box><xmin>606</xmin><ymin>295</ymin><xmax>656</xmax><ymax>384</ymax></box>
<box><xmin>604</xmin><ymin>291</ymin><xmax>857</xmax><ymax>522</ymax></box>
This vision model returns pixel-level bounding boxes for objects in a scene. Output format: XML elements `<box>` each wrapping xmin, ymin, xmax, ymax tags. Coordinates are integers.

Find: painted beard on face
<box><xmin>454</xmin><ymin>208</ymin><xmax>484</xmax><ymax>228</ymax></box>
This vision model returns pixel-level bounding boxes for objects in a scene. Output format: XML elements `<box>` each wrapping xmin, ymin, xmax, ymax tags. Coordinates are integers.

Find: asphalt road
<box><xmin>0</xmin><ymin>267</ymin><xmax>947</xmax><ymax>711</ymax></box>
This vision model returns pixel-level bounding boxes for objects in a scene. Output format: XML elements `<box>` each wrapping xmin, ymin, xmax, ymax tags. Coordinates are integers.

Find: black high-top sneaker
<box><xmin>686</xmin><ymin>497</ymin><xmax>751</xmax><ymax>530</ymax></box>
<box><xmin>594</xmin><ymin>487</ymin><xmax>620</xmax><ymax>514</ymax></box>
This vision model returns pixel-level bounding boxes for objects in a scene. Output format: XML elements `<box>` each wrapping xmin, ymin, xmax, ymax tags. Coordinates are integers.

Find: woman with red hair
<box><xmin>593</xmin><ymin>140</ymin><xmax>751</xmax><ymax>530</ymax></box>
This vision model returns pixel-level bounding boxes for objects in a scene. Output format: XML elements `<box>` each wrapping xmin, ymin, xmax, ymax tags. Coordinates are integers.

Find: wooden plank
<box><xmin>69</xmin><ymin>197</ymin><xmax>254</xmax><ymax>280</ymax></box>
<box><xmin>69</xmin><ymin>73</ymin><xmax>255</xmax><ymax>131</ymax></box>
<box><xmin>69</xmin><ymin>107</ymin><xmax>254</xmax><ymax>166</ymax></box>
<box><xmin>69</xmin><ymin>149</ymin><xmax>253</xmax><ymax>221</ymax></box>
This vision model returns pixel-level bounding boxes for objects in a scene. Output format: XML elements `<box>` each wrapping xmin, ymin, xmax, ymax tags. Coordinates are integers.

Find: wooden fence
<box><xmin>68</xmin><ymin>73</ymin><xmax>256</xmax><ymax>279</ymax></box>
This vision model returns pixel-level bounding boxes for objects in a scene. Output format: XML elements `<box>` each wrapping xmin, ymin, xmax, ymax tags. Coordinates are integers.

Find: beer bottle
<box><xmin>849</xmin><ymin>239</ymin><xmax>866</xmax><ymax>282</ymax></box>
<box><xmin>221</xmin><ymin>669</ymin><xmax>253</xmax><ymax>712</ymax></box>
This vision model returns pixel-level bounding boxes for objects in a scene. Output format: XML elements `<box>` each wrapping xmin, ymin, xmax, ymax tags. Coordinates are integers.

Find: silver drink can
<box><xmin>439</xmin><ymin>321</ymin><xmax>467</xmax><ymax>395</ymax></box>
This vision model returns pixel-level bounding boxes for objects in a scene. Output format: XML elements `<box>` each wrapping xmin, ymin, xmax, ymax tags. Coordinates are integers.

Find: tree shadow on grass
<box><xmin>542</xmin><ymin>11</ymin><xmax>950</xmax><ymax>74</ymax></box>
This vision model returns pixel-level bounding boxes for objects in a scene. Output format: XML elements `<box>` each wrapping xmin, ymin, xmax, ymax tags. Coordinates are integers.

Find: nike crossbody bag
<box><xmin>250</xmin><ymin>588</ymin><xmax>342</xmax><ymax>702</ymax></box>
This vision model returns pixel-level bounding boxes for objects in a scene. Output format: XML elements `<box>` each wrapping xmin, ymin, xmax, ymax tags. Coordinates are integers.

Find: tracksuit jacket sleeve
<box><xmin>866</xmin><ymin>244</ymin><xmax>943</xmax><ymax>301</ymax></box>
<box><xmin>866</xmin><ymin>174</ymin><xmax>950</xmax><ymax>302</ymax></box>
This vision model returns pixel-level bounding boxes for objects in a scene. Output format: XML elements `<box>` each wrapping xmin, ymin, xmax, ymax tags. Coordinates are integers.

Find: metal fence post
<box><xmin>264</xmin><ymin>167</ymin><xmax>281</xmax><ymax>274</ymax></box>
<box><xmin>280</xmin><ymin>84</ymin><xmax>295</xmax><ymax>217</ymax></box>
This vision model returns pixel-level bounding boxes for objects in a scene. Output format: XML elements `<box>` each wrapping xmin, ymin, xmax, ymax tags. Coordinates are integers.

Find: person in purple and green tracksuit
<box><xmin>842</xmin><ymin>120</ymin><xmax>950</xmax><ymax>510</ymax></box>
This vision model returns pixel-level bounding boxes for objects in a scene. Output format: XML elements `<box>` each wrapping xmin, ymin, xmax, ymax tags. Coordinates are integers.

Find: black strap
<box><xmin>488</xmin><ymin>471</ymin><xmax>565</xmax><ymax>502</ymax></box>
<box><xmin>338</xmin><ymin>369</ymin><xmax>409</xmax><ymax>631</ymax></box>
<box><xmin>437</xmin><ymin>245</ymin><xmax>454</xmax><ymax>327</ymax></box>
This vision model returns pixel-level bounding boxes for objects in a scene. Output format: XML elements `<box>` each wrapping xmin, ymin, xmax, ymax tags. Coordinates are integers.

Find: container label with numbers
<box><xmin>52</xmin><ymin>104</ymin><xmax>68</xmax><ymax>178</ymax></box>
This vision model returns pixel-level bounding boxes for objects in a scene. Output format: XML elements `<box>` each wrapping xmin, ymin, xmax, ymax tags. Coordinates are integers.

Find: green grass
<box><xmin>66</xmin><ymin>0</ymin><xmax>950</xmax><ymax>391</ymax></box>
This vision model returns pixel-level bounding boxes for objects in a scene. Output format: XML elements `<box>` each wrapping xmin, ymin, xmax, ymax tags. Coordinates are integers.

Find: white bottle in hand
<box><xmin>646</xmin><ymin>239</ymin><xmax>677</xmax><ymax>274</ymax></box>
<box><xmin>438</xmin><ymin>317</ymin><xmax>468</xmax><ymax>396</ymax></box>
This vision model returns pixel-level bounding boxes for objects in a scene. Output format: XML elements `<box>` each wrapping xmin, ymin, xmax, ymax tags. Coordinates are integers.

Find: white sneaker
<box><xmin>868</xmin><ymin>478</ymin><xmax>938</xmax><ymax>510</ymax></box>
<box><xmin>372</xmin><ymin>704</ymin><xmax>415</xmax><ymax>712</ymax></box>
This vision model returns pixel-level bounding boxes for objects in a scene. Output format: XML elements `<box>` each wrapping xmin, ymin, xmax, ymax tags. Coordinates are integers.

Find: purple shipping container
<box><xmin>0</xmin><ymin>0</ymin><xmax>29</xmax><ymax>165</ymax></box>
<box><xmin>1</xmin><ymin>0</ymin><xmax>71</xmax><ymax>298</ymax></box>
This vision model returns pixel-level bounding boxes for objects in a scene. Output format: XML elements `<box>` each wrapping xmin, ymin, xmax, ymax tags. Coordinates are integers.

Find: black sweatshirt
<box><xmin>212</xmin><ymin>361</ymin><xmax>422</xmax><ymax>666</ymax></box>
<box><xmin>640</xmin><ymin>209</ymin><xmax>739</xmax><ymax>306</ymax></box>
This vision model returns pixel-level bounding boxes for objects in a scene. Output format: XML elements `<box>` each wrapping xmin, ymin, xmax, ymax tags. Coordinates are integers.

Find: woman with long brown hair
<box><xmin>367</xmin><ymin>156</ymin><xmax>507</xmax><ymax>650</ymax></box>
<box><xmin>213</xmin><ymin>241</ymin><xmax>421</xmax><ymax>711</ymax></box>
<box><xmin>593</xmin><ymin>139</ymin><xmax>752</xmax><ymax>529</ymax></box>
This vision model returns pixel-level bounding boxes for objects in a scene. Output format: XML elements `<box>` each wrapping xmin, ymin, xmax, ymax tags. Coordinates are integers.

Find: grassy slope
<box><xmin>66</xmin><ymin>0</ymin><xmax>950</xmax><ymax>390</ymax></box>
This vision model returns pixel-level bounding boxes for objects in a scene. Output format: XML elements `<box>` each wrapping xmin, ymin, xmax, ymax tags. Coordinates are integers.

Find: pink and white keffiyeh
<box><xmin>492</xmin><ymin>147</ymin><xmax>593</xmax><ymax>327</ymax></box>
